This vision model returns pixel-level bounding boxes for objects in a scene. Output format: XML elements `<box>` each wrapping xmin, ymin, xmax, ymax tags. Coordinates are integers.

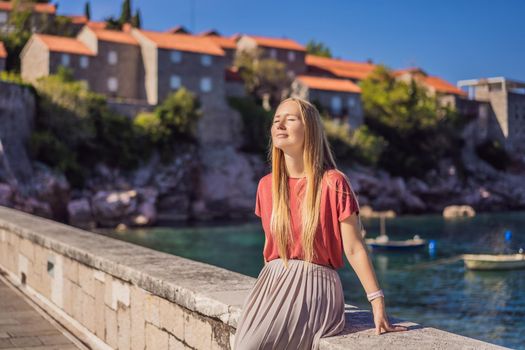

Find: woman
<box><xmin>233</xmin><ymin>97</ymin><xmax>407</xmax><ymax>350</ymax></box>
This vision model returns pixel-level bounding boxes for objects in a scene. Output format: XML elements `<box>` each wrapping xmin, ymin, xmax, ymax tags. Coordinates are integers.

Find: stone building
<box><xmin>130</xmin><ymin>28</ymin><xmax>227</xmax><ymax>106</ymax></box>
<box><xmin>77</xmin><ymin>25</ymin><xmax>145</xmax><ymax>100</ymax></box>
<box><xmin>0</xmin><ymin>1</ymin><xmax>56</xmax><ymax>34</ymax></box>
<box><xmin>458</xmin><ymin>77</ymin><xmax>525</xmax><ymax>153</ymax></box>
<box><xmin>20</xmin><ymin>34</ymin><xmax>95</xmax><ymax>83</ymax></box>
<box><xmin>198</xmin><ymin>29</ymin><xmax>239</xmax><ymax>66</ymax></box>
<box><xmin>0</xmin><ymin>41</ymin><xmax>6</xmax><ymax>70</ymax></box>
<box><xmin>236</xmin><ymin>34</ymin><xmax>307</xmax><ymax>78</ymax></box>
<box><xmin>21</xmin><ymin>25</ymin><xmax>146</xmax><ymax>101</ymax></box>
<box><xmin>305</xmin><ymin>54</ymin><xmax>376</xmax><ymax>83</ymax></box>
<box><xmin>291</xmin><ymin>75</ymin><xmax>363</xmax><ymax>129</ymax></box>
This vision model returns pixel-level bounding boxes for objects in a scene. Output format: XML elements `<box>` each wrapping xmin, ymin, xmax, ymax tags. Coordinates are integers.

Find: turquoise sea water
<box><xmin>96</xmin><ymin>211</ymin><xmax>525</xmax><ymax>349</ymax></box>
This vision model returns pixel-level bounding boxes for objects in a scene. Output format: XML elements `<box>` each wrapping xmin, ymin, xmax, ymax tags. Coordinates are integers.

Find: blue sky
<box><xmin>57</xmin><ymin>0</ymin><xmax>524</xmax><ymax>84</ymax></box>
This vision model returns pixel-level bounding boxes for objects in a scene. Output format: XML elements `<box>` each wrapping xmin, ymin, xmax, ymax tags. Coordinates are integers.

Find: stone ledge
<box><xmin>0</xmin><ymin>206</ymin><xmax>509</xmax><ymax>349</ymax></box>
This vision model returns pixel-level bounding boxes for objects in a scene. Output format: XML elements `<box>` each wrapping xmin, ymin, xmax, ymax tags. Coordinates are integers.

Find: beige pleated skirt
<box><xmin>233</xmin><ymin>258</ymin><xmax>346</xmax><ymax>350</ymax></box>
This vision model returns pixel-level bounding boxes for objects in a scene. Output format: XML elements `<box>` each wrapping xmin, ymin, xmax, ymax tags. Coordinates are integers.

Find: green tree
<box><xmin>1</xmin><ymin>0</ymin><xmax>33</xmax><ymax>71</ymax></box>
<box><xmin>306</xmin><ymin>39</ymin><xmax>332</xmax><ymax>58</ymax></box>
<box><xmin>119</xmin><ymin>0</ymin><xmax>132</xmax><ymax>24</ymax></box>
<box><xmin>360</xmin><ymin>65</ymin><xmax>465</xmax><ymax>178</ymax></box>
<box><xmin>134</xmin><ymin>88</ymin><xmax>202</xmax><ymax>161</ymax></box>
<box><xmin>234</xmin><ymin>48</ymin><xmax>291</xmax><ymax>109</ymax></box>
<box><xmin>131</xmin><ymin>9</ymin><xmax>141</xmax><ymax>28</ymax></box>
<box><xmin>30</xmin><ymin>67</ymin><xmax>149</xmax><ymax>187</ymax></box>
<box><xmin>84</xmin><ymin>1</ymin><xmax>91</xmax><ymax>20</ymax></box>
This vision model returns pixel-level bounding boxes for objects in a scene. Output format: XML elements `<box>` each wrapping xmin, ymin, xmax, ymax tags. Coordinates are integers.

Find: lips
<box><xmin>276</xmin><ymin>133</ymin><xmax>288</xmax><ymax>137</ymax></box>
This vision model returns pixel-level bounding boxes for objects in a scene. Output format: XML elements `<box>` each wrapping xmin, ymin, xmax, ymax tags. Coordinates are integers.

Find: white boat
<box><xmin>363</xmin><ymin>215</ymin><xmax>427</xmax><ymax>252</ymax></box>
<box><xmin>462</xmin><ymin>253</ymin><xmax>525</xmax><ymax>270</ymax></box>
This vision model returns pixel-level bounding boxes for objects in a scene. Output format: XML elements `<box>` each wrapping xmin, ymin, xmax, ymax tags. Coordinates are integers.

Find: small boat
<box><xmin>365</xmin><ymin>234</ymin><xmax>427</xmax><ymax>252</ymax></box>
<box><xmin>363</xmin><ymin>215</ymin><xmax>427</xmax><ymax>252</ymax></box>
<box><xmin>462</xmin><ymin>252</ymin><xmax>525</xmax><ymax>270</ymax></box>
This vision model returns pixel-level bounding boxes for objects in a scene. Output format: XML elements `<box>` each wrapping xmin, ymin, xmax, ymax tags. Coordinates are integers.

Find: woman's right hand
<box><xmin>371</xmin><ymin>297</ymin><xmax>408</xmax><ymax>335</ymax></box>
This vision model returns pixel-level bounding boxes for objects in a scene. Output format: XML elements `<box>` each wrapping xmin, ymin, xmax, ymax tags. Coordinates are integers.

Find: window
<box><xmin>61</xmin><ymin>53</ymin><xmax>70</xmax><ymax>67</ymax></box>
<box><xmin>80</xmin><ymin>55</ymin><xmax>89</xmax><ymax>69</ymax></box>
<box><xmin>200</xmin><ymin>77</ymin><xmax>212</xmax><ymax>92</ymax></box>
<box><xmin>201</xmin><ymin>54</ymin><xmax>212</xmax><ymax>66</ymax></box>
<box><xmin>108</xmin><ymin>51</ymin><xmax>118</xmax><ymax>65</ymax></box>
<box><xmin>170</xmin><ymin>75</ymin><xmax>181</xmax><ymax>89</ymax></box>
<box><xmin>269</xmin><ymin>48</ymin><xmax>277</xmax><ymax>59</ymax></box>
<box><xmin>287</xmin><ymin>51</ymin><xmax>295</xmax><ymax>62</ymax></box>
<box><xmin>331</xmin><ymin>96</ymin><xmax>342</xmax><ymax>114</ymax></box>
<box><xmin>170</xmin><ymin>51</ymin><xmax>182</xmax><ymax>63</ymax></box>
<box><xmin>107</xmin><ymin>77</ymin><xmax>118</xmax><ymax>92</ymax></box>
<box><xmin>0</xmin><ymin>12</ymin><xmax>7</xmax><ymax>24</ymax></box>
<box><xmin>348</xmin><ymin>96</ymin><xmax>356</xmax><ymax>108</ymax></box>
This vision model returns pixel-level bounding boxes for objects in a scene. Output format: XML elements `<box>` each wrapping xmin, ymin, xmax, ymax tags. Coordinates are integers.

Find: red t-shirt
<box><xmin>255</xmin><ymin>169</ymin><xmax>360</xmax><ymax>270</ymax></box>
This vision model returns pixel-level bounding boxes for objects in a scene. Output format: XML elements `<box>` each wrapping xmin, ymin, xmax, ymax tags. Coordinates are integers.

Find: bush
<box><xmin>322</xmin><ymin>118</ymin><xmax>386</xmax><ymax>166</ymax></box>
<box><xmin>227</xmin><ymin>96</ymin><xmax>273</xmax><ymax>155</ymax></box>
<box><xmin>133</xmin><ymin>88</ymin><xmax>201</xmax><ymax>162</ymax></box>
<box><xmin>30</xmin><ymin>68</ymin><xmax>150</xmax><ymax>187</ymax></box>
<box><xmin>475</xmin><ymin>139</ymin><xmax>511</xmax><ymax>171</ymax></box>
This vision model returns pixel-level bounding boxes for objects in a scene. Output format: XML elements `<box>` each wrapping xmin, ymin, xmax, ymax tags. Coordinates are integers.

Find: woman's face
<box><xmin>271</xmin><ymin>100</ymin><xmax>305</xmax><ymax>153</ymax></box>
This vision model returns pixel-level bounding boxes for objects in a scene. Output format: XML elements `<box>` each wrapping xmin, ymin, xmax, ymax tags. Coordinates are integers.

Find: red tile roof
<box><xmin>165</xmin><ymin>25</ymin><xmax>190</xmax><ymax>34</ymax></box>
<box><xmin>0</xmin><ymin>41</ymin><xmax>7</xmax><ymax>58</ymax></box>
<box><xmin>246</xmin><ymin>35</ymin><xmax>306</xmax><ymax>52</ymax></box>
<box><xmin>423</xmin><ymin>76</ymin><xmax>467</xmax><ymax>96</ymax></box>
<box><xmin>306</xmin><ymin>55</ymin><xmax>376</xmax><ymax>80</ymax></box>
<box><xmin>35</xmin><ymin>34</ymin><xmax>95</xmax><ymax>56</ymax></box>
<box><xmin>0</xmin><ymin>1</ymin><xmax>56</xmax><ymax>14</ymax></box>
<box><xmin>296</xmin><ymin>75</ymin><xmax>361</xmax><ymax>93</ymax></box>
<box><xmin>137</xmin><ymin>30</ymin><xmax>225</xmax><ymax>56</ymax></box>
<box><xmin>65</xmin><ymin>15</ymin><xmax>88</xmax><ymax>25</ymax></box>
<box><xmin>204</xmin><ymin>35</ymin><xmax>237</xmax><ymax>50</ymax></box>
<box><xmin>86</xmin><ymin>21</ymin><xmax>107</xmax><ymax>30</ymax></box>
<box><xmin>394</xmin><ymin>68</ymin><xmax>466</xmax><ymax>96</ymax></box>
<box><xmin>90</xmin><ymin>28</ymin><xmax>139</xmax><ymax>46</ymax></box>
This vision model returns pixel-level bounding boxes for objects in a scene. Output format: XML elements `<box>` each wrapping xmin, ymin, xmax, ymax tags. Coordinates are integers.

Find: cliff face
<box><xmin>0</xmin><ymin>81</ymin><xmax>35</xmax><ymax>189</ymax></box>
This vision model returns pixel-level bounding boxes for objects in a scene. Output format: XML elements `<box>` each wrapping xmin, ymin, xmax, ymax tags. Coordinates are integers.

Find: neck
<box><xmin>283</xmin><ymin>151</ymin><xmax>305</xmax><ymax>178</ymax></box>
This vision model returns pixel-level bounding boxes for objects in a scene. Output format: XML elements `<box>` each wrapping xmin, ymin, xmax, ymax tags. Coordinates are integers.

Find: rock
<box><xmin>30</xmin><ymin>163</ymin><xmax>70</xmax><ymax>221</ymax></box>
<box><xmin>443</xmin><ymin>205</ymin><xmax>476</xmax><ymax>218</ymax></box>
<box><xmin>359</xmin><ymin>205</ymin><xmax>397</xmax><ymax>218</ymax></box>
<box><xmin>0</xmin><ymin>183</ymin><xmax>14</xmax><ymax>206</ymax></box>
<box><xmin>91</xmin><ymin>189</ymin><xmax>138</xmax><ymax>227</ymax></box>
<box><xmin>130</xmin><ymin>201</ymin><xmax>157</xmax><ymax>227</ymax></box>
<box><xmin>67</xmin><ymin>198</ymin><xmax>95</xmax><ymax>230</ymax></box>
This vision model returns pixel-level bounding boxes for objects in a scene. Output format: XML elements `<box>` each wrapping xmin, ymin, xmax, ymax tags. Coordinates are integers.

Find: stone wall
<box><xmin>0</xmin><ymin>205</ymin><xmax>507</xmax><ymax>350</ymax></box>
<box><xmin>0</xmin><ymin>81</ymin><xmax>35</xmax><ymax>186</ymax></box>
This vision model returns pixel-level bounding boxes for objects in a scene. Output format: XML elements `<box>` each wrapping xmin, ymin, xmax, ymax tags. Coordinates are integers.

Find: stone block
<box><xmin>105</xmin><ymin>305</ymin><xmax>118</xmax><ymax>349</ymax></box>
<box><xmin>145</xmin><ymin>323</ymin><xmax>168</xmax><ymax>350</ymax></box>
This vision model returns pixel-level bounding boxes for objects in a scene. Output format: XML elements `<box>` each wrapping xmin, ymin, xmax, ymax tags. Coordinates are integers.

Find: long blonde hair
<box><xmin>268</xmin><ymin>97</ymin><xmax>351</xmax><ymax>269</ymax></box>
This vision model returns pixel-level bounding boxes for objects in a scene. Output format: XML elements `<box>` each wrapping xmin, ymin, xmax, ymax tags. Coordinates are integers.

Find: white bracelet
<box><xmin>367</xmin><ymin>289</ymin><xmax>384</xmax><ymax>302</ymax></box>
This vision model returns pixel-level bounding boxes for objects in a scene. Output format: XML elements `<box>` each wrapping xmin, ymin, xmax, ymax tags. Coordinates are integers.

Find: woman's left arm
<box><xmin>340</xmin><ymin>213</ymin><xmax>408</xmax><ymax>335</ymax></box>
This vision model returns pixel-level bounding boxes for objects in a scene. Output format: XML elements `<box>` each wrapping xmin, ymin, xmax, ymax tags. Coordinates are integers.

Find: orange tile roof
<box><xmin>65</xmin><ymin>15</ymin><xmax>88</xmax><ymax>25</ymax></box>
<box><xmin>394</xmin><ymin>68</ymin><xmax>466</xmax><ymax>96</ymax></box>
<box><xmin>137</xmin><ymin>30</ymin><xmax>225</xmax><ymax>56</ymax></box>
<box><xmin>0</xmin><ymin>41</ymin><xmax>6</xmax><ymax>58</ymax></box>
<box><xmin>0</xmin><ymin>1</ymin><xmax>56</xmax><ymax>14</ymax></box>
<box><xmin>86</xmin><ymin>21</ymin><xmax>107</xmax><ymax>30</ymax></box>
<box><xmin>296</xmin><ymin>75</ymin><xmax>361</xmax><ymax>93</ymax></box>
<box><xmin>165</xmin><ymin>25</ymin><xmax>190</xmax><ymax>34</ymax></box>
<box><xmin>247</xmin><ymin>35</ymin><xmax>306</xmax><ymax>52</ymax></box>
<box><xmin>423</xmin><ymin>76</ymin><xmax>467</xmax><ymax>96</ymax></box>
<box><xmin>34</xmin><ymin>34</ymin><xmax>95</xmax><ymax>56</ymax></box>
<box><xmin>90</xmin><ymin>28</ymin><xmax>139</xmax><ymax>45</ymax></box>
<box><xmin>204</xmin><ymin>35</ymin><xmax>237</xmax><ymax>50</ymax></box>
<box><xmin>306</xmin><ymin>55</ymin><xmax>376</xmax><ymax>80</ymax></box>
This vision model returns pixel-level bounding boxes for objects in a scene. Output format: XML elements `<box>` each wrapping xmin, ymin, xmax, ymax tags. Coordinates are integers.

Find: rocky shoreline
<box><xmin>1</xmin><ymin>140</ymin><xmax>524</xmax><ymax>230</ymax></box>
